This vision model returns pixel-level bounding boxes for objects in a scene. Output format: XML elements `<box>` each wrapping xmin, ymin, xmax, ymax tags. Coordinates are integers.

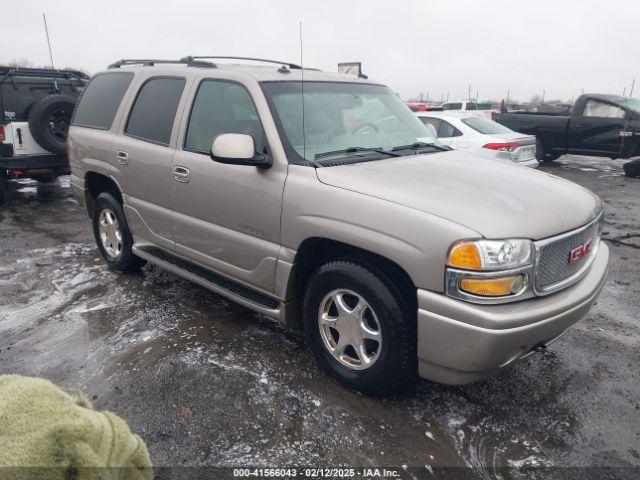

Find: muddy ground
<box><xmin>0</xmin><ymin>157</ymin><xmax>638</xmax><ymax>479</ymax></box>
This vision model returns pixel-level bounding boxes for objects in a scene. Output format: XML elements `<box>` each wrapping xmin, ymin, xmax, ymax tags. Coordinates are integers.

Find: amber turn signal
<box><xmin>459</xmin><ymin>275</ymin><xmax>525</xmax><ymax>297</ymax></box>
<box><xmin>447</xmin><ymin>242</ymin><xmax>482</xmax><ymax>270</ymax></box>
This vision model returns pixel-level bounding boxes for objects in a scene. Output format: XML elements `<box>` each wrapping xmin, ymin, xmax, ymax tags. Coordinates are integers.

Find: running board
<box><xmin>133</xmin><ymin>246</ymin><xmax>281</xmax><ymax>316</ymax></box>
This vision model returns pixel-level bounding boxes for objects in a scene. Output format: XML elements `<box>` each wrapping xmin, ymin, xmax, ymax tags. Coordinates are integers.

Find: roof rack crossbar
<box><xmin>181</xmin><ymin>56</ymin><xmax>302</xmax><ymax>69</ymax></box>
<box><xmin>108</xmin><ymin>59</ymin><xmax>216</xmax><ymax>69</ymax></box>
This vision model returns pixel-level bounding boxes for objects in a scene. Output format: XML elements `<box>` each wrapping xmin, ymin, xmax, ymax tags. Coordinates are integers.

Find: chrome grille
<box><xmin>534</xmin><ymin>217</ymin><xmax>601</xmax><ymax>294</ymax></box>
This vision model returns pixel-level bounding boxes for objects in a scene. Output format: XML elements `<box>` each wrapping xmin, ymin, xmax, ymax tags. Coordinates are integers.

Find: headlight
<box><xmin>447</xmin><ymin>239</ymin><xmax>533</xmax><ymax>271</ymax></box>
<box><xmin>445</xmin><ymin>239</ymin><xmax>535</xmax><ymax>303</ymax></box>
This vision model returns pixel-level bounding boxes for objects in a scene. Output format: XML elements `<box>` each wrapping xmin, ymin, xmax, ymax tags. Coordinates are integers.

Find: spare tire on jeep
<box><xmin>28</xmin><ymin>94</ymin><xmax>76</xmax><ymax>155</ymax></box>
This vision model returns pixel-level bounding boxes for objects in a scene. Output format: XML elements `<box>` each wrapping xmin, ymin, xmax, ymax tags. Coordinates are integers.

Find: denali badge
<box><xmin>569</xmin><ymin>240</ymin><xmax>592</xmax><ymax>264</ymax></box>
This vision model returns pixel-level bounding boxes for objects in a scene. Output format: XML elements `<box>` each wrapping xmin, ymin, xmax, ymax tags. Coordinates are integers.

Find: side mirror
<box><xmin>211</xmin><ymin>133</ymin><xmax>271</xmax><ymax>169</ymax></box>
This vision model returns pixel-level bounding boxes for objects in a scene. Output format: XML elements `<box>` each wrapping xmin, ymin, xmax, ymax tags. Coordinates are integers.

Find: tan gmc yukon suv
<box><xmin>69</xmin><ymin>57</ymin><xmax>609</xmax><ymax>393</ymax></box>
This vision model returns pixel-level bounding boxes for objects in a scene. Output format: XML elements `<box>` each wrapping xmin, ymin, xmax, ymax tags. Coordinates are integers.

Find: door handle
<box><xmin>172</xmin><ymin>166</ymin><xmax>190</xmax><ymax>183</ymax></box>
<box><xmin>115</xmin><ymin>151</ymin><xmax>129</xmax><ymax>165</ymax></box>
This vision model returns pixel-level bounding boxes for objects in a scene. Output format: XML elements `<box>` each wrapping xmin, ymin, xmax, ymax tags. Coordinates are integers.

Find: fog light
<box><xmin>459</xmin><ymin>275</ymin><xmax>525</xmax><ymax>297</ymax></box>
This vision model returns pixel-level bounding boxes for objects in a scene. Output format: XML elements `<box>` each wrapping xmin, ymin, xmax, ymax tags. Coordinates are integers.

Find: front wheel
<box><xmin>92</xmin><ymin>192</ymin><xmax>146</xmax><ymax>272</ymax></box>
<box><xmin>303</xmin><ymin>260</ymin><xmax>416</xmax><ymax>394</ymax></box>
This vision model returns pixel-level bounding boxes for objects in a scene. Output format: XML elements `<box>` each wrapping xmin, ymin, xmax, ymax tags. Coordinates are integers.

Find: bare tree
<box><xmin>530</xmin><ymin>94</ymin><xmax>543</xmax><ymax>106</ymax></box>
<box><xmin>6</xmin><ymin>58</ymin><xmax>35</xmax><ymax>68</ymax></box>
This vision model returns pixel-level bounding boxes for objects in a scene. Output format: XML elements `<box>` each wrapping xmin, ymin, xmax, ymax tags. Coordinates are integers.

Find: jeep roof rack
<box><xmin>0</xmin><ymin>66</ymin><xmax>90</xmax><ymax>81</ymax></box>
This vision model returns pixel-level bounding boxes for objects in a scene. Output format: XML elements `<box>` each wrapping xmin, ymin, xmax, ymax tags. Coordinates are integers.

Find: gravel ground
<box><xmin>0</xmin><ymin>157</ymin><xmax>638</xmax><ymax>479</ymax></box>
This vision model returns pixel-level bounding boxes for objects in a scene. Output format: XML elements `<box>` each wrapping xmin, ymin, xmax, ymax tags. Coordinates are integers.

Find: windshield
<box><xmin>621</xmin><ymin>98</ymin><xmax>640</xmax><ymax>114</ymax></box>
<box><xmin>461</xmin><ymin>116</ymin><xmax>513</xmax><ymax>134</ymax></box>
<box><xmin>261</xmin><ymin>82</ymin><xmax>438</xmax><ymax>162</ymax></box>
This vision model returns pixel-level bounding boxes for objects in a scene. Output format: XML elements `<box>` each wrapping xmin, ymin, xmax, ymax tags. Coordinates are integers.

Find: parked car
<box><xmin>69</xmin><ymin>57</ymin><xmax>609</xmax><ymax>394</ymax></box>
<box><xmin>0</xmin><ymin>66</ymin><xmax>89</xmax><ymax>202</ymax></box>
<box><xmin>495</xmin><ymin>94</ymin><xmax>640</xmax><ymax>163</ymax></box>
<box><xmin>440</xmin><ymin>100</ymin><xmax>496</xmax><ymax>119</ymax></box>
<box><xmin>416</xmin><ymin>111</ymin><xmax>538</xmax><ymax>168</ymax></box>
<box><xmin>407</xmin><ymin>102</ymin><xmax>439</xmax><ymax>112</ymax></box>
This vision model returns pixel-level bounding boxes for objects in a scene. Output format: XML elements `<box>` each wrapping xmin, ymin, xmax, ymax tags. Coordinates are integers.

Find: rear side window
<box><xmin>582</xmin><ymin>99</ymin><xmax>625</xmax><ymax>119</ymax></box>
<box><xmin>461</xmin><ymin>116</ymin><xmax>512</xmax><ymax>134</ymax></box>
<box><xmin>125</xmin><ymin>77</ymin><xmax>186</xmax><ymax>145</ymax></box>
<box><xmin>72</xmin><ymin>72</ymin><xmax>133</xmax><ymax>129</ymax></box>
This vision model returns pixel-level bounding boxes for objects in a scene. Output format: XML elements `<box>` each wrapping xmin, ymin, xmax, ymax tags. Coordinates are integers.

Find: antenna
<box><xmin>42</xmin><ymin>13</ymin><xmax>55</xmax><ymax>70</ymax></box>
<box><xmin>299</xmin><ymin>21</ymin><xmax>306</xmax><ymax>161</ymax></box>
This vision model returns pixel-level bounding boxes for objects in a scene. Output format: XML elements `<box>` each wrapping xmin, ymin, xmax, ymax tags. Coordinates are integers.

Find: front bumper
<box><xmin>416</xmin><ymin>242</ymin><xmax>609</xmax><ymax>384</ymax></box>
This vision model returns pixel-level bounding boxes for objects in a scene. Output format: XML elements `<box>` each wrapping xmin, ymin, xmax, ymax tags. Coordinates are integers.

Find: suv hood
<box><xmin>315</xmin><ymin>151</ymin><xmax>601</xmax><ymax>240</ymax></box>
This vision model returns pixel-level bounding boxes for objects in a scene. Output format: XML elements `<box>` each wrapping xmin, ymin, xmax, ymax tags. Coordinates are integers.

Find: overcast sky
<box><xmin>2</xmin><ymin>0</ymin><xmax>638</xmax><ymax>102</ymax></box>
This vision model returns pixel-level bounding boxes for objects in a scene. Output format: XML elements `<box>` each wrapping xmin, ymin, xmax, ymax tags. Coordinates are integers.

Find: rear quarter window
<box><xmin>72</xmin><ymin>72</ymin><xmax>133</xmax><ymax>130</ymax></box>
<box><xmin>125</xmin><ymin>77</ymin><xmax>186</xmax><ymax>145</ymax></box>
<box><xmin>461</xmin><ymin>116</ymin><xmax>513</xmax><ymax>134</ymax></box>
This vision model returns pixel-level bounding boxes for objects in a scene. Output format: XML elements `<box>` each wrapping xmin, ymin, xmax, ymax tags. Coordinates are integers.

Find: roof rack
<box><xmin>107</xmin><ymin>59</ymin><xmax>217</xmax><ymax>69</ymax></box>
<box><xmin>180</xmin><ymin>56</ymin><xmax>302</xmax><ymax>69</ymax></box>
<box><xmin>0</xmin><ymin>65</ymin><xmax>90</xmax><ymax>80</ymax></box>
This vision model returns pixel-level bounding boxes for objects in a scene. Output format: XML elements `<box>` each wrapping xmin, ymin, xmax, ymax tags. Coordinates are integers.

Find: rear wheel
<box><xmin>303</xmin><ymin>260</ymin><xmax>416</xmax><ymax>394</ymax></box>
<box><xmin>92</xmin><ymin>192</ymin><xmax>146</xmax><ymax>272</ymax></box>
<box><xmin>535</xmin><ymin>139</ymin><xmax>560</xmax><ymax>162</ymax></box>
<box><xmin>623</xmin><ymin>158</ymin><xmax>640</xmax><ymax>178</ymax></box>
<box><xmin>0</xmin><ymin>174</ymin><xmax>6</xmax><ymax>204</ymax></box>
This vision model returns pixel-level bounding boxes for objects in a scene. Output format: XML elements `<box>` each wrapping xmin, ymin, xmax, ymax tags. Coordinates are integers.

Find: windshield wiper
<box><xmin>391</xmin><ymin>141</ymin><xmax>450</xmax><ymax>152</ymax></box>
<box><xmin>314</xmin><ymin>146</ymin><xmax>400</xmax><ymax>160</ymax></box>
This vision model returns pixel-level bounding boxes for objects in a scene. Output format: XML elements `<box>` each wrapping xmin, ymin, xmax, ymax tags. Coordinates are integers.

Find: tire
<box><xmin>535</xmin><ymin>139</ymin><xmax>545</xmax><ymax>161</ymax></box>
<box><xmin>92</xmin><ymin>192</ymin><xmax>146</xmax><ymax>272</ymax></box>
<box><xmin>28</xmin><ymin>94</ymin><xmax>76</xmax><ymax>155</ymax></box>
<box><xmin>303</xmin><ymin>260</ymin><xmax>416</xmax><ymax>394</ymax></box>
<box><xmin>623</xmin><ymin>158</ymin><xmax>640</xmax><ymax>178</ymax></box>
<box><xmin>32</xmin><ymin>174</ymin><xmax>58</xmax><ymax>184</ymax></box>
<box><xmin>535</xmin><ymin>139</ymin><xmax>560</xmax><ymax>162</ymax></box>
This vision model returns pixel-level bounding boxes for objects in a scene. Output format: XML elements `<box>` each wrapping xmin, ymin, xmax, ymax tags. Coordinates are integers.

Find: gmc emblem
<box><xmin>569</xmin><ymin>240</ymin><xmax>592</xmax><ymax>264</ymax></box>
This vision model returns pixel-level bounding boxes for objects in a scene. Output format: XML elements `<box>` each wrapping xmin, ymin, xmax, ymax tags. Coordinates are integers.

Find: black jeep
<box><xmin>0</xmin><ymin>66</ymin><xmax>89</xmax><ymax>202</ymax></box>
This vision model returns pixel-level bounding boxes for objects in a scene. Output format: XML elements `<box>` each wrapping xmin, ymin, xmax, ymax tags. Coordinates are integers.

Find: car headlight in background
<box><xmin>445</xmin><ymin>239</ymin><xmax>535</xmax><ymax>303</ymax></box>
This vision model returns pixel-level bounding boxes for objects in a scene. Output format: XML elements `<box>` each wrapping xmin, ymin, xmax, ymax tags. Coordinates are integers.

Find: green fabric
<box><xmin>0</xmin><ymin>375</ymin><xmax>152</xmax><ymax>480</ymax></box>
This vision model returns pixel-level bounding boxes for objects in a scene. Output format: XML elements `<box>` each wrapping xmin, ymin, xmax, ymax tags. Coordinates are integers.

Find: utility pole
<box><xmin>42</xmin><ymin>13</ymin><xmax>55</xmax><ymax>69</ymax></box>
<box><xmin>468</xmin><ymin>84</ymin><xmax>472</xmax><ymax>101</ymax></box>
<box><xmin>446</xmin><ymin>91</ymin><xmax>449</xmax><ymax>101</ymax></box>
<box><xmin>475</xmin><ymin>91</ymin><xmax>479</xmax><ymax>104</ymax></box>
<box><xmin>623</xmin><ymin>87</ymin><xmax>627</xmax><ymax>97</ymax></box>
<box><xmin>506</xmin><ymin>90</ymin><xmax>510</xmax><ymax>105</ymax></box>
<box><xmin>542</xmin><ymin>89</ymin><xmax>546</xmax><ymax>103</ymax></box>
<box><xmin>630</xmin><ymin>78</ymin><xmax>636</xmax><ymax>98</ymax></box>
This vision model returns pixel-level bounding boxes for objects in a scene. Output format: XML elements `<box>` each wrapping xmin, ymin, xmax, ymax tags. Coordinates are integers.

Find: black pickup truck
<box><xmin>495</xmin><ymin>94</ymin><xmax>640</xmax><ymax>163</ymax></box>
